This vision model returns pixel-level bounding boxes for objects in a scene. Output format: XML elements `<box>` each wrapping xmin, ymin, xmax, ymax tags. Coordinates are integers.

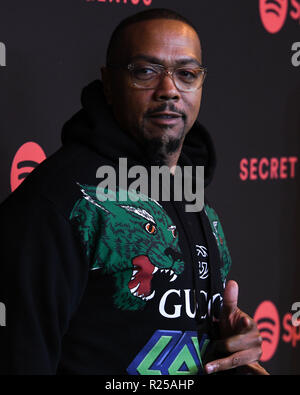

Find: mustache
<box><xmin>144</xmin><ymin>103</ymin><xmax>186</xmax><ymax>119</ymax></box>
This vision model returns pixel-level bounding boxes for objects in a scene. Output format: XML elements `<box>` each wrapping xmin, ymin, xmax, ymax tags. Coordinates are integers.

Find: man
<box><xmin>0</xmin><ymin>8</ymin><xmax>267</xmax><ymax>375</ymax></box>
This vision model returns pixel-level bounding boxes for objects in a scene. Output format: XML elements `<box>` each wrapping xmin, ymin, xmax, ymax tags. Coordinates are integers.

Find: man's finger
<box><xmin>205</xmin><ymin>347</ymin><xmax>262</xmax><ymax>374</ymax></box>
<box><xmin>212</xmin><ymin>330</ymin><xmax>263</xmax><ymax>354</ymax></box>
<box><xmin>222</xmin><ymin>280</ymin><xmax>239</xmax><ymax>317</ymax></box>
<box><xmin>235</xmin><ymin>314</ymin><xmax>254</xmax><ymax>333</ymax></box>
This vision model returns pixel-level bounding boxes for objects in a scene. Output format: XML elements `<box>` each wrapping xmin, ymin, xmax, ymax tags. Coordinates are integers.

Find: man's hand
<box><xmin>204</xmin><ymin>280</ymin><xmax>269</xmax><ymax>375</ymax></box>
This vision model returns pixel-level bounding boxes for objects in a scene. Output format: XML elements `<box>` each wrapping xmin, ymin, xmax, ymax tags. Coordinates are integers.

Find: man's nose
<box><xmin>153</xmin><ymin>73</ymin><xmax>181</xmax><ymax>101</ymax></box>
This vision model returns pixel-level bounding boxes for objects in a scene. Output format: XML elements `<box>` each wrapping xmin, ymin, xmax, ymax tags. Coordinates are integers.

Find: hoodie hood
<box><xmin>62</xmin><ymin>80</ymin><xmax>216</xmax><ymax>187</ymax></box>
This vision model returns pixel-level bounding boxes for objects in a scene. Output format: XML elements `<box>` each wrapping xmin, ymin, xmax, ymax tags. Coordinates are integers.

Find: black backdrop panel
<box><xmin>0</xmin><ymin>0</ymin><xmax>300</xmax><ymax>374</ymax></box>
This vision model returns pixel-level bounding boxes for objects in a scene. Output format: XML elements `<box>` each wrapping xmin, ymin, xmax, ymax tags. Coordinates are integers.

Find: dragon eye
<box><xmin>168</xmin><ymin>225</ymin><xmax>178</xmax><ymax>239</ymax></box>
<box><xmin>172</xmin><ymin>228</ymin><xmax>177</xmax><ymax>238</ymax></box>
<box><xmin>145</xmin><ymin>222</ymin><xmax>157</xmax><ymax>235</ymax></box>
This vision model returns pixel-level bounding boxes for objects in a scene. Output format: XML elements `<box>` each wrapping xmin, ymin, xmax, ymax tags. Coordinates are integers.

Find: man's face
<box><xmin>102</xmin><ymin>19</ymin><xmax>203</xmax><ymax>162</ymax></box>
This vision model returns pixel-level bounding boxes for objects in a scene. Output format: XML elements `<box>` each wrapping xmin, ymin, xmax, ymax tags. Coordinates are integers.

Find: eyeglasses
<box><xmin>108</xmin><ymin>62</ymin><xmax>207</xmax><ymax>92</ymax></box>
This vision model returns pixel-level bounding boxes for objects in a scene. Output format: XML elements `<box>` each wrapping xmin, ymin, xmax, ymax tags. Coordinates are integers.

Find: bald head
<box><xmin>110</xmin><ymin>18</ymin><xmax>202</xmax><ymax>70</ymax></box>
<box><xmin>106</xmin><ymin>8</ymin><xmax>201</xmax><ymax>66</ymax></box>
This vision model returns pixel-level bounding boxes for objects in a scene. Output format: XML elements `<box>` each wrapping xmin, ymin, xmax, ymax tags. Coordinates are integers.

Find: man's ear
<box><xmin>101</xmin><ymin>66</ymin><xmax>113</xmax><ymax>105</ymax></box>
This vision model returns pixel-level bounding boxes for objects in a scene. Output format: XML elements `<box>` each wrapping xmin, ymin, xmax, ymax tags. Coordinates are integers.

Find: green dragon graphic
<box><xmin>70</xmin><ymin>184</ymin><xmax>185</xmax><ymax>311</ymax></box>
<box><xmin>204</xmin><ymin>204</ymin><xmax>232</xmax><ymax>283</ymax></box>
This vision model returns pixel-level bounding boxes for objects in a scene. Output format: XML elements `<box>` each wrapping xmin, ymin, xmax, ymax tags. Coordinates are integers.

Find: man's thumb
<box><xmin>222</xmin><ymin>280</ymin><xmax>239</xmax><ymax>317</ymax></box>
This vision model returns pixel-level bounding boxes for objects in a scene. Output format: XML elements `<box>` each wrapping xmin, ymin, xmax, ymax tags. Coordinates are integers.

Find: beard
<box><xmin>141</xmin><ymin>131</ymin><xmax>185</xmax><ymax>166</ymax></box>
<box><xmin>138</xmin><ymin>103</ymin><xmax>187</xmax><ymax>166</ymax></box>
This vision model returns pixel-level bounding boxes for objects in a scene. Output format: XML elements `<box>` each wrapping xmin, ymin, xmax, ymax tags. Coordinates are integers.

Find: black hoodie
<box><xmin>0</xmin><ymin>80</ymin><xmax>231</xmax><ymax>375</ymax></box>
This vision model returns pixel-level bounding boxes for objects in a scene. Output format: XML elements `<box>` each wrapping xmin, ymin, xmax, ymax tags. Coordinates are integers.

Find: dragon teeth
<box><xmin>144</xmin><ymin>290</ymin><xmax>156</xmax><ymax>301</ymax></box>
<box><xmin>169</xmin><ymin>274</ymin><xmax>178</xmax><ymax>282</ymax></box>
<box><xmin>154</xmin><ymin>267</ymin><xmax>178</xmax><ymax>282</ymax></box>
<box><xmin>130</xmin><ymin>283</ymin><xmax>140</xmax><ymax>294</ymax></box>
<box><xmin>131</xmin><ymin>269</ymin><xmax>139</xmax><ymax>281</ymax></box>
<box><xmin>131</xmin><ymin>288</ymin><xmax>156</xmax><ymax>301</ymax></box>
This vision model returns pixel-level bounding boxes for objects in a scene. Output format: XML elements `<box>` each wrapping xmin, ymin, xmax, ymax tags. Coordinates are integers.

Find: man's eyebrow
<box><xmin>129</xmin><ymin>54</ymin><xmax>203</xmax><ymax>67</ymax></box>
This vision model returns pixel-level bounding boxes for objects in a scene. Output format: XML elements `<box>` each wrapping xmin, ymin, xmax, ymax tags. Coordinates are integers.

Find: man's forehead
<box><xmin>118</xmin><ymin>19</ymin><xmax>202</xmax><ymax>64</ymax></box>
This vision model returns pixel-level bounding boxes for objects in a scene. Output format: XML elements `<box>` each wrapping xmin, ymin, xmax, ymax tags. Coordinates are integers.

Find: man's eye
<box><xmin>133</xmin><ymin>67</ymin><xmax>157</xmax><ymax>80</ymax></box>
<box><xmin>177</xmin><ymin>69</ymin><xmax>198</xmax><ymax>82</ymax></box>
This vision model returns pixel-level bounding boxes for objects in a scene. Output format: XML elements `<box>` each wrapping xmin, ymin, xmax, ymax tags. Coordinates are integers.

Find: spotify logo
<box><xmin>254</xmin><ymin>301</ymin><xmax>280</xmax><ymax>362</ymax></box>
<box><xmin>259</xmin><ymin>0</ymin><xmax>289</xmax><ymax>33</ymax></box>
<box><xmin>10</xmin><ymin>142</ymin><xmax>46</xmax><ymax>192</ymax></box>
